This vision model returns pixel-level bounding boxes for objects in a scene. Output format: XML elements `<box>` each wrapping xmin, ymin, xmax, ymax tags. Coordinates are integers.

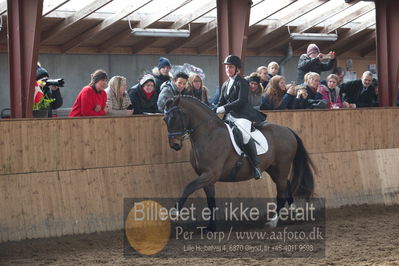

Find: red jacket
<box><xmin>69</xmin><ymin>85</ymin><xmax>107</xmax><ymax>117</ymax></box>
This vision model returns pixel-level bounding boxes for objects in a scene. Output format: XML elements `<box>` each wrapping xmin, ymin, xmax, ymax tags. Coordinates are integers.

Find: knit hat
<box><xmin>91</xmin><ymin>69</ymin><xmax>108</xmax><ymax>84</ymax></box>
<box><xmin>307</xmin><ymin>43</ymin><xmax>320</xmax><ymax>56</ymax></box>
<box><xmin>139</xmin><ymin>74</ymin><xmax>155</xmax><ymax>86</ymax></box>
<box><xmin>36</xmin><ymin>66</ymin><xmax>49</xmax><ymax>80</ymax></box>
<box><xmin>157</xmin><ymin>57</ymin><xmax>171</xmax><ymax>69</ymax></box>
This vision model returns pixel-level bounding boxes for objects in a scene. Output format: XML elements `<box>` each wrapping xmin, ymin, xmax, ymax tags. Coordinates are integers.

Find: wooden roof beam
<box><xmin>42</xmin><ymin>0</ymin><xmax>70</xmax><ymax>16</ymax></box>
<box><xmin>61</xmin><ymin>0</ymin><xmax>152</xmax><ymax>53</ymax></box>
<box><xmin>251</xmin><ymin>0</ymin><xmax>328</xmax><ymax>49</ymax></box>
<box><xmin>295</xmin><ymin>4</ymin><xmax>375</xmax><ymax>54</ymax></box>
<box><xmin>165</xmin><ymin>19</ymin><xmax>217</xmax><ymax>54</ymax></box>
<box><xmin>0</xmin><ymin>0</ymin><xmax>6</xmax><ymax>15</ymax></box>
<box><xmin>170</xmin><ymin>0</ymin><xmax>216</xmax><ymax>30</ymax></box>
<box><xmin>360</xmin><ymin>43</ymin><xmax>376</xmax><ymax>57</ymax></box>
<box><xmin>335</xmin><ymin>30</ymin><xmax>375</xmax><ymax>55</ymax></box>
<box><xmin>293</xmin><ymin>0</ymin><xmax>360</xmax><ymax>33</ymax></box>
<box><xmin>41</xmin><ymin>0</ymin><xmax>113</xmax><ymax>43</ymax></box>
<box><xmin>322</xmin><ymin>2</ymin><xmax>375</xmax><ymax>33</ymax></box>
<box><xmin>135</xmin><ymin>0</ymin><xmax>192</xmax><ymax>29</ymax></box>
<box><xmin>102</xmin><ymin>0</ymin><xmax>196</xmax><ymax>52</ymax></box>
<box><xmin>0</xmin><ymin>0</ymin><xmax>69</xmax><ymax>16</ymax></box>
<box><xmin>256</xmin><ymin>29</ymin><xmax>293</xmax><ymax>54</ymax></box>
<box><xmin>249</xmin><ymin>0</ymin><xmax>297</xmax><ymax>26</ymax></box>
<box><xmin>323</xmin><ymin>15</ymin><xmax>376</xmax><ymax>52</ymax></box>
<box><xmin>197</xmin><ymin>36</ymin><xmax>216</xmax><ymax>54</ymax></box>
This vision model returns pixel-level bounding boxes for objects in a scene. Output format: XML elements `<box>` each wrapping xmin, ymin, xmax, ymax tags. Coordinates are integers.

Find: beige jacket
<box><xmin>105</xmin><ymin>87</ymin><xmax>132</xmax><ymax>116</ymax></box>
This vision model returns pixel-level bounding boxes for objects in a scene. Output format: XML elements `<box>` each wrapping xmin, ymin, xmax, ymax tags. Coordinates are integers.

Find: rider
<box><xmin>216</xmin><ymin>55</ymin><xmax>267</xmax><ymax>180</ymax></box>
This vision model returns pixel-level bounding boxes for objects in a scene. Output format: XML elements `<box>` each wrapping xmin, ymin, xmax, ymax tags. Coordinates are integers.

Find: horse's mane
<box><xmin>174</xmin><ymin>95</ymin><xmax>219</xmax><ymax>118</ymax></box>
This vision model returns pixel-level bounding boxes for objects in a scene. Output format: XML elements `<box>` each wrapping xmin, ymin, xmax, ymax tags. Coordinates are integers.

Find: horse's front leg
<box><xmin>176</xmin><ymin>172</ymin><xmax>215</xmax><ymax>212</ymax></box>
<box><xmin>203</xmin><ymin>184</ymin><xmax>216</xmax><ymax>232</ymax></box>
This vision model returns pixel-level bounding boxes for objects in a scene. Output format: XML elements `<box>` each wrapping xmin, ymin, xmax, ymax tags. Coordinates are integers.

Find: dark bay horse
<box><xmin>163</xmin><ymin>96</ymin><xmax>314</xmax><ymax>229</ymax></box>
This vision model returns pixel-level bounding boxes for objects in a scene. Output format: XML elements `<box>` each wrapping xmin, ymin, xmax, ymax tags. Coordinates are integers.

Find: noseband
<box><xmin>164</xmin><ymin>106</ymin><xmax>193</xmax><ymax>139</ymax></box>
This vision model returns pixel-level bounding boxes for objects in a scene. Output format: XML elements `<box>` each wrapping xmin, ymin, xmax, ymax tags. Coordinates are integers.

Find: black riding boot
<box><xmin>244</xmin><ymin>138</ymin><xmax>262</xmax><ymax>179</ymax></box>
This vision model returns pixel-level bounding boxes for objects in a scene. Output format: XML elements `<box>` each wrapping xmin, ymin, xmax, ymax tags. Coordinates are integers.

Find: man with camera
<box><xmin>36</xmin><ymin>63</ymin><xmax>63</xmax><ymax>114</ymax></box>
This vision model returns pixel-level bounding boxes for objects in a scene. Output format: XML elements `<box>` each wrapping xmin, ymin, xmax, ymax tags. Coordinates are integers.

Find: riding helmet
<box><xmin>223</xmin><ymin>55</ymin><xmax>241</xmax><ymax>69</ymax></box>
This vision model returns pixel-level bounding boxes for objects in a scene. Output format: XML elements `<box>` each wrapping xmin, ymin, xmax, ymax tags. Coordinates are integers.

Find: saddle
<box><xmin>225</xmin><ymin>121</ymin><xmax>268</xmax><ymax>156</ymax></box>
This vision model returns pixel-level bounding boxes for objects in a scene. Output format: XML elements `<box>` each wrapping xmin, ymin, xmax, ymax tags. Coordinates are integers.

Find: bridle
<box><xmin>164</xmin><ymin>105</ymin><xmax>219</xmax><ymax>141</ymax></box>
<box><xmin>164</xmin><ymin>106</ymin><xmax>192</xmax><ymax>140</ymax></box>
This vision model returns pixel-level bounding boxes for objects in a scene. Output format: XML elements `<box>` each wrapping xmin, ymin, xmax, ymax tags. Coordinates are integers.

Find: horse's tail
<box><xmin>289</xmin><ymin>128</ymin><xmax>315</xmax><ymax>198</ymax></box>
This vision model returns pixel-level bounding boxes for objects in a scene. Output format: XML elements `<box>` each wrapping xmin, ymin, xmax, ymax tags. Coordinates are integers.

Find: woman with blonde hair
<box><xmin>105</xmin><ymin>75</ymin><xmax>133</xmax><ymax>115</ymax></box>
<box><xmin>267</xmin><ymin>61</ymin><xmax>280</xmax><ymax>79</ymax></box>
<box><xmin>186</xmin><ymin>73</ymin><xmax>210</xmax><ymax>106</ymax></box>
<box><xmin>318</xmin><ymin>74</ymin><xmax>349</xmax><ymax>108</ymax></box>
<box><xmin>260</xmin><ymin>75</ymin><xmax>295</xmax><ymax>110</ymax></box>
<box><xmin>256</xmin><ymin>66</ymin><xmax>268</xmax><ymax>89</ymax></box>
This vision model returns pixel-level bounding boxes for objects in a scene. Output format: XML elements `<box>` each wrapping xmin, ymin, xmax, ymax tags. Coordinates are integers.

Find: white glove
<box><xmin>216</xmin><ymin>106</ymin><xmax>225</xmax><ymax>114</ymax></box>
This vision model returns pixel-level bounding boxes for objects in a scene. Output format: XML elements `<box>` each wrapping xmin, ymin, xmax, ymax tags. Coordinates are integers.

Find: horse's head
<box><xmin>163</xmin><ymin>96</ymin><xmax>191</xmax><ymax>151</ymax></box>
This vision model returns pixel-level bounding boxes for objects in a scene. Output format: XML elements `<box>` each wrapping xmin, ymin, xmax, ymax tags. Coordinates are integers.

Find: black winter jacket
<box><xmin>128</xmin><ymin>84</ymin><xmax>160</xmax><ymax>114</ymax></box>
<box><xmin>339</xmin><ymin>80</ymin><xmax>376</xmax><ymax>108</ymax></box>
<box><xmin>296</xmin><ymin>54</ymin><xmax>336</xmax><ymax>84</ymax></box>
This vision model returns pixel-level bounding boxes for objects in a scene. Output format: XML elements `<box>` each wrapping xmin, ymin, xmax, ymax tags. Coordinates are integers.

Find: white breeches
<box><xmin>226</xmin><ymin>113</ymin><xmax>252</xmax><ymax>144</ymax></box>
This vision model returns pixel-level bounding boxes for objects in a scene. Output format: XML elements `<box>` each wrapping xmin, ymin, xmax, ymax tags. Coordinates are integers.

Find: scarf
<box><xmin>141</xmin><ymin>87</ymin><xmax>155</xmax><ymax>101</ymax></box>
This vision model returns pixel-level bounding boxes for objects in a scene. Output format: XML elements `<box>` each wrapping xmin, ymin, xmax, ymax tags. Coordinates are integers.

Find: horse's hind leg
<box><xmin>265</xmin><ymin>165</ymin><xmax>292</xmax><ymax>227</ymax></box>
<box><xmin>203</xmin><ymin>184</ymin><xmax>216</xmax><ymax>231</ymax></box>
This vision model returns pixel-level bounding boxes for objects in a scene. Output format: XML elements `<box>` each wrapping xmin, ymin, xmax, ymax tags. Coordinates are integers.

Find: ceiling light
<box><xmin>290</xmin><ymin>33</ymin><xmax>338</xmax><ymax>41</ymax></box>
<box><xmin>131</xmin><ymin>28</ymin><xmax>190</xmax><ymax>38</ymax></box>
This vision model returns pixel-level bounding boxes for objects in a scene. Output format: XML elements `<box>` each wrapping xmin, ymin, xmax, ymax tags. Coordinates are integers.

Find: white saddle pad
<box><xmin>225</xmin><ymin>123</ymin><xmax>268</xmax><ymax>156</ymax></box>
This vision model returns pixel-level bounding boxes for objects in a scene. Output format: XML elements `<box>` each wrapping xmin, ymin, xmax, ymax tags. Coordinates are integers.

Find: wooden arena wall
<box><xmin>1</xmin><ymin>108</ymin><xmax>399</xmax><ymax>242</ymax></box>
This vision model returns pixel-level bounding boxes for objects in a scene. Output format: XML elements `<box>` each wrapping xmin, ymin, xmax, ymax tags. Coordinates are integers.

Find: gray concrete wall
<box><xmin>0</xmin><ymin>53</ymin><xmax>310</xmax><ymax>111</ymax></box>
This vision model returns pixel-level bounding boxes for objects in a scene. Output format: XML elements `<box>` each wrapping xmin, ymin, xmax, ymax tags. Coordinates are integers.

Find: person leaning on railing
<box><xmin>69</xmin><ymin>70</ymin><xmax>108</xmax><ymax>117</ymax></box>
<box><xmin>128</xmin><ymin>74</ymin><xmax>160</xmax><ymax>115</ymax></box>
<box><xmin>105</xmin><ymin>76</ymin><xmax>133</xmax><ymax>116</ymax></box>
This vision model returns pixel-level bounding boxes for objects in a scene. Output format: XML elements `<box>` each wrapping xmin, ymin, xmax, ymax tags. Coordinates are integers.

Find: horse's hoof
<box><xmin>265</xmin><ymin>214</ymin><xmax>278</xmax><ymax>228</ymax></box>
<box><xmin>170</xmin><ymin>208</ymin><xmax>179</xmax><ymax>218</ymax></box>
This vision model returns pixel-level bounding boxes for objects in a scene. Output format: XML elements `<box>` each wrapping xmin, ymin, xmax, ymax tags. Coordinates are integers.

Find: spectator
<box><xmin>245</xmin><ymin>72</ymin><xmax>262</xmax><ymax>109</ymax></box>
<box><xmin>267</xmin><ymin>61</ymin><xmax>280</xmax><ymax>80</ymax></box>
<box><xmin>256</xmin><ymin>66</ymin><xmax>268</xmax><ymax>90</ymax></box>
<box><xmin>260</xmin><ymin>75</ymin><xmax>295</xmax><ymax>110</ymax></box>
<box><xmin>333</xmin><ymin>67</ymin><xmax>345</xmax><ymax>85</ymax></box>
<box><xmin>152</xmin><ymin>57</ymin><xmax>172</xmax><ymax>95</ymax></box>
<box><xmin>35</xmin><ymin>63</ymin><xmax>63</xmax><ymax>115</ymax></box>
<box><xmin>321</xmin><ymin>67</ymin><xmax>345</xmax><ymax>86</ymax></box>
<box><xmin>69</xmin><ymin>69</ymin><xmax>108</xmax><ymax>117</ymax></box>
<box><xmin>297</xmin><ymin>43</ymin><xmax>336</xmax><ymax>84</ymax></box>
<box><xmin>305</xmin><ymin>72</ymin><xmax>323</xmax><ymax>100</ymax></box>
<box><xmin>292</xmin><ymin>85</ymin><xmax>310</xmax><ymax>109</ymax></box>
<box><xmin>186</xmin><ymin>73</ymin><xmax>210</xmax><ymax>106</ymax></box>
<box><xmin>293</xmin><ymin>72</ymin><xmax>328</xmax><ymax>109</ymax></box>
<box><xmin>128</xmin><ymin>74</ymin><xmax>160</xmax><ymax>114</ymax></box>
<box><xmin>105</xmin><ymin>76</ymin><xmax>132</xmax><ymax>116</ymax></box>
<box><xmin>339</xmin><ymin>71</ymin><xmax>377</xmax><ymax>108</ymax></box>
<box><xmin>318</xmin><ymin>74</ymin><xmax>349</xmax><ymax>108</ymax></box>
<box><xmin>157</xmin><ymin>72</ymin><xmax>189</xmax><ymax>112</ymax></box>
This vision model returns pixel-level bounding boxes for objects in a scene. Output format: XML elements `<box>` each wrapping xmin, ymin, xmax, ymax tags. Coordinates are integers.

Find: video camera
<box><xmin>45</xmin><ymin>78</ymin><xmax>65</xmax><ymax>87</ymax></box>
